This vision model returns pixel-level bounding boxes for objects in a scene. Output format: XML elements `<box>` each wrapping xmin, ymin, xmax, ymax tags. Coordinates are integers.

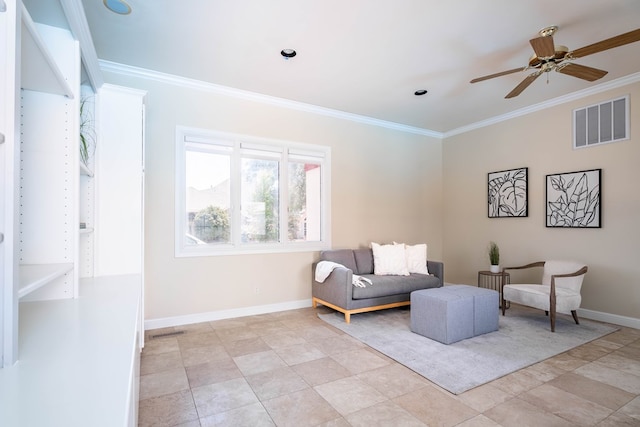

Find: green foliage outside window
<box><xmin>193</xmin><ymin>205</ymin><xmax>230</xmax><ymax>242</ymax></box>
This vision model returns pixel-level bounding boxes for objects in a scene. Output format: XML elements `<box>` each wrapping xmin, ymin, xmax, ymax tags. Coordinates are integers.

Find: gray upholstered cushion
<box><xmin>352</xmin><ymin>273</ymin><xmax>439</xmax><ymax>299</ymax></box>
<box><xmin>319</xmin><ymin>249</ymin><xmax>357</xmax><ymax>272</ymax></box>
<box><xmin>353</xmin><ymin>248</ymin><xmax>374</xmax><ymax>275</ymax></box>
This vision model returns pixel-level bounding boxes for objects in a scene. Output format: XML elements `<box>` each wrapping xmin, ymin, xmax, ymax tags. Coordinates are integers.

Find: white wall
<box><xmin>101</xmin><ymin>71</ymin><xmax>443</xmax><ymax>324</ymax></box>
<box><xmin>443</xmin><ymin>82</ymin><xmax>640</xmax><ymax>320</ymax></box>
<box><xmin>103</xmin><ymin>69</ymin><xmax>639</xmax><ymax>326</ymax></box>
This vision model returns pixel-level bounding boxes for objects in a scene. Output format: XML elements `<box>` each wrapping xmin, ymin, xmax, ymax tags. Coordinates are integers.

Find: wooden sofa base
<box><xmin>312</xmin><ymin>297</ymin><xmax>411</xmax><ymax>324</ymax></box>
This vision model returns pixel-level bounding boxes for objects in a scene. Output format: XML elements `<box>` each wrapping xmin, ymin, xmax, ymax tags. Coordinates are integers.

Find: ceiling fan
<box><xmin>470</xmin><ymin>26</ymin><xmax>640</xmax><ymax>98</ymax></box>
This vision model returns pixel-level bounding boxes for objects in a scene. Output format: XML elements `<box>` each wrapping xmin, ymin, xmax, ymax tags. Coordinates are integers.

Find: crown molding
<box><xmin>444</xmin><ymin>72</ymin><xmax>640</xmax><ymax>138</ymax></box>
<box><xmin>99</xmin><ymin>60</ymin><xmax>639</xmax><ymax>140</ymax></box>
<box><xmin>98</xmin><ymin>60</ymin><xmax>443</xmax><ymax>139</ymax></box>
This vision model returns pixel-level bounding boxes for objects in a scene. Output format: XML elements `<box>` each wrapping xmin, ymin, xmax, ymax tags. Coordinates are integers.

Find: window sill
<box><xmin>175</xmin><ymin>241</ymin><xmax>330</xmax><ymax>258</ymax></box>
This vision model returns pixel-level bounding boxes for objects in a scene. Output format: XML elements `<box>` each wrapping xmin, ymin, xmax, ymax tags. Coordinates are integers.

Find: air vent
<box><xmin>150</xmin><ymin>330</ymin><xmax>185</xmax><ymax>339</ymax></box>
<box><xmin>573</xmin><ymin>95</ymin><xmax>629</xmax><ymax>149</ymax></box>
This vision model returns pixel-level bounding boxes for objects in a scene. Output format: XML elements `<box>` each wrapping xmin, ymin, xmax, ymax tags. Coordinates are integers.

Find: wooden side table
<box><xmin>478</xmin><ymin>270</ymin><xmax>510</xmax><ymax>309</ymax></box>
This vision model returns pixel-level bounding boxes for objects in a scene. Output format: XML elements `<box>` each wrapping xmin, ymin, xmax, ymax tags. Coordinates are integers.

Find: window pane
<box><xmin>185</xmin><ymin>150</ymin><xmax>231</xmax><ymax>244</ymax></box>
<box><xmin>288</xmin><ymin>162</ymin><xmax>321</xmax><ymax>242</ymax></box>
<box><xmin>241</xmin><ymin>158</ymin><xmax>279</xmax><ymax>243</ymax></box>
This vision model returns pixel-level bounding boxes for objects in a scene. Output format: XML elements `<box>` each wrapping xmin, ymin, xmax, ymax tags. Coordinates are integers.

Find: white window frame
<box><xmin>175</xmin><ymin>126</ymin><xmax>331</xmax><ymax>257</ymax></box>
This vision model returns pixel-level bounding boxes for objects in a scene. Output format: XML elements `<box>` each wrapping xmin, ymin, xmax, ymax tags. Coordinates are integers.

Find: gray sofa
<box><xmin>312</xmin><ymin>248</ymin><xmax>444</xmax><ymax>323</ymax></box>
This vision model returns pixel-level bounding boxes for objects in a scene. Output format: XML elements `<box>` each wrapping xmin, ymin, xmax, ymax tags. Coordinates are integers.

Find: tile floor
<box><xmin>138</xmin><ymin>306</ymin><xmax>640</xmax><ymax>426</ymax></box>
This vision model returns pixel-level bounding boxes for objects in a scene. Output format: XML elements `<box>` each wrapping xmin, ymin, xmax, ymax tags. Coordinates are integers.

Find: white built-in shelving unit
<box><xmin>79</xmin><ymin>84</ymin><xmax>96</xmax><ymax>279</ymax></box>
<box><xmin>5</xmin><ymin>0</ymin><xmax>82</xmax><ymax>352</ymax></box>
<box><xmin>17</xmin><ymin>263</ymin><xmax>73</xmax><ymax>299</ymax></box>
<box><xmin>19</xmin><ymin>3</ymin><xmax>74</xmax><ymax>98</ymax></box>
<box><xmin>0</xmin><ymin>1</ymin><xmax>145</xmax><ymax>425</ymax></box>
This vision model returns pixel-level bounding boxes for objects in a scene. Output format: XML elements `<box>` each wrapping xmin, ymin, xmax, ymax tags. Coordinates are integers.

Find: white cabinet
<box><xmin>0</xmin><ymin>0</ymin><xmax>20</xmax><ymax>368</ymax></box>
<box><xmin>19</xmin><ymin>84</ymin><xmax>79</xmax><ymax>301</ymax></box>
<box><xmin>1</xmin><ymin>2</ymin><xmax>145</xmax><ymax>425</ymax></box>
<box><xmin>95</xmin><ymin>84</ymin><xmax>146</xmax><ymax>360</ymax></box>
<box><xmin>95</xmin><ymin>84</ymin><xmax>146</xmax><ymax>278</ymax></box>
<box><xmin>0</xmin><ymin>275</ymin><xmax>142</xmax><ymax>427</ymax></box>
<box><xmin>1</xmin><ymin>1</ymin><xmax>80</xmax><ymax>367</ymax></box>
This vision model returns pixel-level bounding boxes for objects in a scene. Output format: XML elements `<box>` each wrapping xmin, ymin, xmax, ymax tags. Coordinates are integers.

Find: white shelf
<box><xmin>79</xmin><ymin>227</ymin><xmax>94</xmax><ymax>234</ymax></box>
<box><xmin>18</xmin><ymin>263</ymin><xmax>74</xmax><ymax>299</ymax></box>
<box><xmin>20</xmin><ymin>5</ymin><xmax>74</xmax><ymax>98</ymax></box>
<box><xmin>0</xmin><ymin>275</ymin><xmax>142</xmax><ymax>427</ymax></box>
<box><xmin>80</xmin><ymin>162</ymin><xmax>94</xmax><ymax>177</ymax></box>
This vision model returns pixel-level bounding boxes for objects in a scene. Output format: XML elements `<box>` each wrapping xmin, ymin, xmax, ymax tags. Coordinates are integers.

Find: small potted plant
<box><xmin>488</xmin><ymin>241</ymin><xmax>500</xmax><ymax>273</ymax></box>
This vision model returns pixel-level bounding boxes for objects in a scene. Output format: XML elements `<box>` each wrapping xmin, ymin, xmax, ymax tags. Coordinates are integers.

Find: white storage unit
<box><xmin>19</xmin><ymin>84</ymin><xmax>79</xmax><ymax>301</ymax></box>
<box><xmin>0</xmin><ymin>275</ymin><xmax>142</xmax><ymax>427</ymax></box>
<box><xmin>1</xmin><ymin>2</ymin><xmax>145</xmax><ymax>425</ymax></box>
<box><xmin>0</xmin><ymin>0</ymin><xmax>20</xmax><ymax>369</ymax></box>
<box><xmin>2</xmin><ymin>1</ymin><xmax>80</xmax><ymax>367</ymax></box>
<box><xmin>95</xmin><ymin>84</ymin><xmax>146</xmax><ymax>278</ymax></box>
<box><xmin>94</xmin><ymin>83</ymin><xmax>147</xmax><ymax>355</ymax></box>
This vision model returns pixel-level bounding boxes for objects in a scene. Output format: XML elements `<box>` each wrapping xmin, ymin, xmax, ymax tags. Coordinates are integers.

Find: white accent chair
<box><xmin>501</xmin><ymin>261</ymin><xmax>588</xmax><ymax>332</ymax></box>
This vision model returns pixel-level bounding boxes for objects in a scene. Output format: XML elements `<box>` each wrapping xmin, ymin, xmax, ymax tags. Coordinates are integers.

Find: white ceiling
<box><xmin>26</xmin><ymin>0</ymin><xmax>640</xmax><ymax>134</ymax></box>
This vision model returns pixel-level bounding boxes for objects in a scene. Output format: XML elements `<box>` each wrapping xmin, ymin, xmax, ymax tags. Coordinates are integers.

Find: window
<box><xmin>176</xmin><ymin>127</ymin><xmax>331</xmax><ymax>256</ymax></box>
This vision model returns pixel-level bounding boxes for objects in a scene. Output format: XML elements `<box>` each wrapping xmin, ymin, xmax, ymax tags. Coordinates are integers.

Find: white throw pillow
<box><xmin>371</xmin><ymin>242</ymin><xmax>409</xmax><ymax>276</ymax></box>
<box><xmin>404</xmin><ymin>243</ymin><xmax>430</xmax><ymax>275</ymax></box>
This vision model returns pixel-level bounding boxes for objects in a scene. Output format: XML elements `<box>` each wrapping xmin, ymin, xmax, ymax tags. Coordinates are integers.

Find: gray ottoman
<box><xmin>411</xmin><ymin>285</ymin><xmax>499</xmax><ymax>344</ymax></box>
<box><xmin>446</xmin><ymin>285</ymin><xmax>499</xmax><ymax>335</ymax></box>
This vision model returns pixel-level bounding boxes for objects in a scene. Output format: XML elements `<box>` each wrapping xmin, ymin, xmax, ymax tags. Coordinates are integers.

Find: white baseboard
<box><xmin>577</xmin><ymin>308</ymin><xmax>640</xmax><ymax>330</ymax></box>
<box><xmin>145</xmin><ymin>299</ymin><xmax>313</xmax><ymax>330</ymax></box>
<box><xmin>144</xmin><ymin>297</ymin><xmax>639</xmax><ymax>332</ymax></box>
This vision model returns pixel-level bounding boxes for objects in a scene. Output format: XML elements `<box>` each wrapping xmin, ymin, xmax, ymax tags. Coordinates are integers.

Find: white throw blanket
<box><xmin>315</xmin><ymin>261</ymin><xmax>373</xmax><ymax>288</ymax></box>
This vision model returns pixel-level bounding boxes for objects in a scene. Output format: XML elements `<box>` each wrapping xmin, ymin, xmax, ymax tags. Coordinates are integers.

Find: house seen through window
<box><xmin>176</xmin><ymin>127</ymin><xmax>330</xmax><ymax>256</ymax></box>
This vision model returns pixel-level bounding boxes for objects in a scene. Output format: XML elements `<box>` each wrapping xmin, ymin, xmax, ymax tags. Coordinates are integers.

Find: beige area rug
<box><xmin>318</xmin><ymin>305</ymin><xmax>618</xmax><ymax>394</ymax></box>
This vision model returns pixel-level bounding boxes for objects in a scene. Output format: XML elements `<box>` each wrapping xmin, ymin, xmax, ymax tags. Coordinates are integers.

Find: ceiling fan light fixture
<box><xmin>538</xmin><ymin>25</ymin><xmax>558</xmax><ymax>37</ymax></box>
<box><xmin>538</xmin><ymin>25</ymin><xmax>558</xmax><ymax>38</ymax></box>
<box><xmin>281</xmin><ymin>49</ymin><xmax>297</xmax><ymax>59</ymax></box>
<box><xmin>414</xmin><ymin>89</ymin><xmax>428</xmax><ymax>96</ymax></box>
<box><xmin>103</xmin><ymin>0</ymin><xmax>132</xmax><ymax>15</ymax></box>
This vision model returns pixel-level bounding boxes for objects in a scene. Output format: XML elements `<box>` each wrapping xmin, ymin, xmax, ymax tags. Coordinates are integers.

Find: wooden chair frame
<box><xmin>501</xmin><ymin>261</ymin><xmax>588</xmax><ymax>332</ymax></box>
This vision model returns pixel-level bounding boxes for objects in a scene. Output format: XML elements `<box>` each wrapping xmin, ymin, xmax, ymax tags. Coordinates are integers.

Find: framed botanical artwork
<box><xmin>488</xmin><ymin>167</ymin><xmax>528</xmax><ymax>218</ymax></box>
<box><xmin>546</xmin><ymin>168</ymin><xmax>601</xmax><ymax>228</ymax></box>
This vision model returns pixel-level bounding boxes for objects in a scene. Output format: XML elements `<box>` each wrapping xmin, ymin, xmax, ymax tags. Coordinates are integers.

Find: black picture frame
<box><xmin>488</xmin><ymin>167</ymin><xmax>528</xmax><ymax>218</ymax></box>
<box><xmin>545</xmin><ymin>168</ymin><xmax>601</xmax><ymax>228</ymax></box>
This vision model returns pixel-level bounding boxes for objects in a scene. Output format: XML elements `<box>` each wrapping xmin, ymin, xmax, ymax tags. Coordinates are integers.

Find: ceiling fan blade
<box><xmin>505</xmin><ymin>73</ymin><xmax>540</xmax><ymax>98</ymax></box>
<box><xmin>570</xmin><ymin>28</ymin><xmax>640</xmax><ymax>58</ymax></box>
<box><xmin>557</xmin><ymin>63</ymin><xmax>608</xmax><ymax>81</ymax></box>
<box><xmin>530</xmin><ymin>35</ymin><xmax>556</xmax><ymax>58</ymax></box>
<box><xmin>470</xmin><ymin>67</ymin><xmax>524</xmax><ymax>83</ymax></box>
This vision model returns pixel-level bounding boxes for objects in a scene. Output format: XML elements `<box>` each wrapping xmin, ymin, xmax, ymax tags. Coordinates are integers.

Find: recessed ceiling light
<box><xmin>103</xmin><ymin>0</ymin><xmax>132</xmax><ymax>15</ymax></box>
<box><xmin>281</xmin><ymin>49</ymin><xmax>297</xmax><ymax>59</ymax></box>
<box><xmin>414</xmin><ymin>89</ymin><xmax>428</xmax><ymax>96</ymax></box>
